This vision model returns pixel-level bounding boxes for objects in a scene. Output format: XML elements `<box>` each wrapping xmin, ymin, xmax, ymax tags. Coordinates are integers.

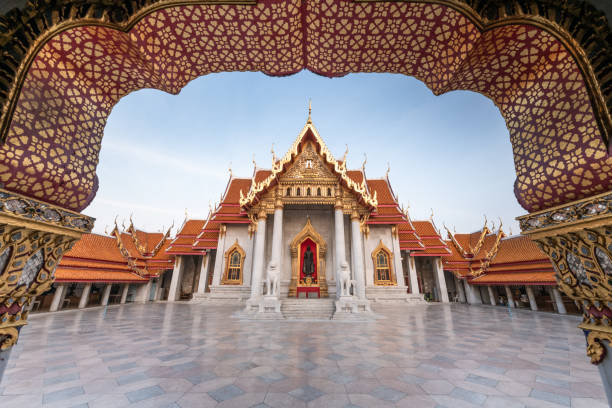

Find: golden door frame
<box><xmin>289</xmin><ymin>218</ymin><xmax>328</xmax><ymax>298</ymax></box>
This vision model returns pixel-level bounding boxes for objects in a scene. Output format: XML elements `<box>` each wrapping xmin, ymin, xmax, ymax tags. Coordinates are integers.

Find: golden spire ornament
<box><xmin>307</xmin><ymin>99</ymin><xmax>312</xmax><ymax>124</ymax></box>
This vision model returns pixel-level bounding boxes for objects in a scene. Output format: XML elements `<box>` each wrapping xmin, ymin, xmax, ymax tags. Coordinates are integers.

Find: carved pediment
<box><xmin>280</xmin><ymin>142</ymin><xmax>336</xmax><ymax>182</ymax></box>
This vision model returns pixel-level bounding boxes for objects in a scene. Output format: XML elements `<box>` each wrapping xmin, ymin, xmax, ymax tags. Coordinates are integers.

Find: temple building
<box><xmin>443</xmin><ymin>223</ymin><xmax>578</xmax><ymax>314</ymax></box>
<box><xmin>31</xmin><ymin>115</ymin><xmax>576</xmax><ymax>318</ymax></box>
<box><xmin>162</xmin><ymin>113</ymin><xmax>452</xmax><ymax>317</ymax></box>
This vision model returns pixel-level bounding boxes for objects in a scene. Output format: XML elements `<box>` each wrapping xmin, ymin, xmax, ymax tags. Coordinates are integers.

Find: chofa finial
<box><xmin>361</xmin><ymin>153</ymin><xmax>367</xmax><ymax>172</ymax></box>
<box><xmin>228</xmin><ymin>162</ymin><xmax>233</xmax><ymax>178</ymax></box>
<box><xmin>386</xmin><ymin>162</ymin><xmax>391</xmax><ymax>178</ymax></box>
<box><xmin>307</xmin><ymin>99</ymin><xmax>312</xmax><ymax>124</ymax></box>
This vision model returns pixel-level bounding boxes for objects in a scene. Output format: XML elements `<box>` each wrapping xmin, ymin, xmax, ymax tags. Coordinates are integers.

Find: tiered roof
<box><xmin>443</xmin><ymin>222</ymin><xmax>555</xmax><ymax>286</ymax></box>
<box><xmin>166</xmin><ymin>219</ymin><xmax>207</xmax><ymax>255</ymax></box>
<box><xmin>56</xmin><ymin>234</ymin><xmax>148</xmax><ymax>283</ymax></box>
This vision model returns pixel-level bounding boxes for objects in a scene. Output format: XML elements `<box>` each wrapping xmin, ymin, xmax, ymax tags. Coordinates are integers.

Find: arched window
<box><xmin>372</xmin><ymin>241</ymin><xmax>396</xmax><ymax>286</ymax></box>
<box><xmin>296</xmin><ymin>188</ymin><xmax>301</xmax><ymax>196</ymax></box>
<box><xmin>286</xmin><ymin>187</ymin><xmax>291</xmax><ymax>196</ymax></box>
<box><xmin>223</xmin><ymin>240</ymin><xmax>245</xmax><ymax>285</ymax></box>
<box><xmin>307</xmin><ymin>187</ymin><xmax>311</xmax><ymax>196</ymax></box>
<box><xmin>317</xmin><ymin>187</ymin><xmax>321</xmax><ymax>196</ymax></box>
<box><xmin>327</xmin><ymin>187</ymin><xmax>332</xmax><ymax>196</ymax></box>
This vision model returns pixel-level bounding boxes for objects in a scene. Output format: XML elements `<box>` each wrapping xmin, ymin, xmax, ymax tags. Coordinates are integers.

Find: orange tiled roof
<box><xmin>492</xmin><ymin>235</ymin><xmax>550</xmax><ymax>264</ymax></box>
<box><xmin>366</xmin><ymin>179</ymin><xmax>396</xmax><ymax>205</ymax></box>
<box><xmin>177</xmin><ymin>219</ymin><xmax>206</xmax><ymax>236</ymax></box>
<box><xmin>55</xmin><ymin>268</ymin><xmax>147</xmax><ymax>283</ymax></box>
<box><xmin>470</xmin><ymin>271</ymin><xmax>555</xmax><ymax>285</ymax></box>
<box><xmin>346</xmin><ymin>170</ymin><xmax>364</xmax><ymax>185</ymax></box>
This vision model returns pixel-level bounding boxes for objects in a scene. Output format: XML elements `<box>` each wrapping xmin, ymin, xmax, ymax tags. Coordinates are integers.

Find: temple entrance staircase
<box><xmin>281</xmin><ymin>298</ymin><xmax>335</xmax><ymax>320</ymax></box>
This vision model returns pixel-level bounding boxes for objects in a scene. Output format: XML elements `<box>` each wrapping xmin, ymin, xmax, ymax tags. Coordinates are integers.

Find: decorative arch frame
<box><xmin>372</xmin><ymin>240</ymin><xmax>396</xmax><ymax>286</ymax></box>
<box><xmin>289</xmin><ymin>218</ymin><xmax>328</xmax><ymax>297</ymax></box>
<box><xmin>222</xmin><ymin>239</ymin><xmax>245</xmax><ymax>285</ymax></box>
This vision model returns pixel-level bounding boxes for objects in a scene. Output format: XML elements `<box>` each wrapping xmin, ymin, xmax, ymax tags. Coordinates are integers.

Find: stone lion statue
<box><xmin>338</xmin><ymin>261</ymin><xmax>355</xmax><ymax>297</ymax></box>
<box><xmin>265</xmin><ymin>261</ymin><xmax>280</xmax><ymax>297</ymax></box>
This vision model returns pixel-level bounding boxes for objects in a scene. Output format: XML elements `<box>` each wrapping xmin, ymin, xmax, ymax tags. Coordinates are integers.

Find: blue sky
<box><xmin>86</xmin><ymin>71</ymin><xmax>525</xmax><ymax>237</ymax></box>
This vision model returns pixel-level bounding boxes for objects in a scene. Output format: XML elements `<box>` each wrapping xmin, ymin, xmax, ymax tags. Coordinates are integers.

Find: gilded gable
<box><xmin>280</xmin><ymin>142</ymin><xmax>336</xmax><ymax>182</ymax></box>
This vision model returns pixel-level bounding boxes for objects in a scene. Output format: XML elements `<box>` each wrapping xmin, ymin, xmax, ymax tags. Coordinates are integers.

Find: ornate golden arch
<box><xmin>371</xmin><ymin>240</ymin><xmax>396</xmax><ymax>286</ymax></box>
<box><xmin>222</xmin><ymin>239</ymin><xmax>245</xmax><ymax>285</ymax></box>
<box><xmin>289</xmin><ymin>218</ymin><xmax>328</xmax><ymax>297</ymax></box>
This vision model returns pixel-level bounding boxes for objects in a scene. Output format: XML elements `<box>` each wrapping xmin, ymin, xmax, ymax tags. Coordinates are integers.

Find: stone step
<box><xmin>280</xmin><ymin>298</ymin><xmax>335</xmax><ymax>320</ymax></box>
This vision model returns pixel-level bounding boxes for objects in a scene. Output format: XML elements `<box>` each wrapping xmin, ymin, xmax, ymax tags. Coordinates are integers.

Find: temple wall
<box><xmin>223</xmin><ymin>224</ymin><xmax>253</xmax><ymax>287</ymax></box>
<box><xmin>363</xmin><ymin>225</ymin><xmax>395</xmax><ymax>287</ymax></box>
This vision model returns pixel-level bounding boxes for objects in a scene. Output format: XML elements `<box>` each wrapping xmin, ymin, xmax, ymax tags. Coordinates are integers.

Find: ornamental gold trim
<box><xmin>240</xmin><ymin>122</ymin><xmax>378</xmax><ymax>209</ymax></box>
<box><xmin>289</xmin><ymin>218</ymin><xmax>328</xmax><ymax>297</ymax></box>
<box><xmin>518</xmin><ymin>191</ymin><xmax>611</xmax><ymax>238</ymax></box>
<box><xmin>0</xmin><ymin>189</ymin><xmax>94</xmax><ymax>237</ymax></box>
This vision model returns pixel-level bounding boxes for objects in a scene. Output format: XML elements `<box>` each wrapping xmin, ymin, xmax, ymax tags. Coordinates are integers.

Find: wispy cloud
<box><xmin>102</xmin><ymin>138</ymin><xmax>227</xmax><ymax>180</ymax></box>
<box><xmin>95</xmin><ymin>198</ymin><xmax>179</xmax><ymax>216</ymax></box>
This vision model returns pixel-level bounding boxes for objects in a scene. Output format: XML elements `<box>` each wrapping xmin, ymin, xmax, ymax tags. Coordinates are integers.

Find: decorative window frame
<box><xmin>371</xmin><ymin>240</ymin><xmax>396</xmax><ymax>286</ymax></box>
<box><xmin>222</xmin><ymin>239</ymin><xmax>245</xmax><ymax>285</ymax></box>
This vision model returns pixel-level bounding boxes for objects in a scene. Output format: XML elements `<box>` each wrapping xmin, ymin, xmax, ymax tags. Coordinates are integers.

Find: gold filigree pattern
<box><xmin>0</xmin><ymin>1</ymin><xmax>609</xmax><ymax>213</ymax></box>
<box><xmin>586</xmin><ymin>330</ymin><xmax>612</xmax><ymax>365</ymax></box>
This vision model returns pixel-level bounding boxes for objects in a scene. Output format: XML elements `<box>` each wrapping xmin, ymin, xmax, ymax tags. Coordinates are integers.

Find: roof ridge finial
<box><xmin>386</xmin><ymin>162</ymin><xmax>391</xmax><ymax>179</ymax></box>
<box><xmin>271</xmin><ymin>143</ymin><xmax>277</xmax><ymax>162</ymax></box>
<box><xmin>307</xmin><ymin>99</ymin><xmax>312</xmax><ymax>124</ymax></box>
<box><xmin>341</xmin><ymin>144</ymin><xmax>349</xmax><ymax>163</ymax></box>
<box><xmin>361</xmin><ymin>153</ymin><xmax>367</xmax><ymax>172</ymax></box>
<box><xmin>429</xmin><ymin>208</ymin><xmax>434</xmax><ymax>221</ymax></box>
<box><xmin>252</xmin><ymin>154</ymin><xmax>257</xmax><ymax>169</ymax></box>
<box><xmin>228</xmin><ymin>162</ymin><xmax>233</xmax><ymax>179</ymax></box>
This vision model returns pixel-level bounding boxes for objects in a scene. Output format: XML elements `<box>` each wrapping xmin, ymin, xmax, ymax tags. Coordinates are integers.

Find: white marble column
<box><xmin>505</xmin><ymin>285</ymin><xmax>515</xmax><ymax>308</ymax></box>
<box><xmin>101</xmin><ymin>284</ymin><xmax>112</xmax><ymax>306</ymax></box>
<box><xmin>249</xmin><ymin>210</ymin><xmax>267</xmax><ymax>300</ymax></box>
<box><xmin>154</xmin><ymin>281</ymin><xmax>163</xmax><ymax>301</ymax></box>
<box><xmin>433</xmin><ymin>258</ymin><xmax>449</xmax><ymax>303</ymax></box>
<box><xmin>455</xmin><ymin>276</ymin><xmax>466</xmax><ymax>302</ymax></box>
<box><xmin>408</xmin><ymin>257</ymin><xmax>420</xmax><ymax>294</ymax></box>
<box><xmin>391</xmin><ymin>229</ymin><xmax>405</xmax><ymax>288</ymax></box>
<box><xmin>49</xmin><ymin>285</ymin><xmax>65</xmax><ymax>312</ymax></box>
<box><xmin>526</xmin><ymin>286</ymin><xmax>538</xmax><ymax>311</ymax></box>
<box><xmin>168</xmin><ymin>255</ymin><xmax>184</xmax><ymax>302</ymax></box>
<box><xmin>350</xmin><ymin>211</ymin><xmax>366</xmax><ymax>299</ymax></box>
<box><xmin>464</xmin><ymin>280</ymin><xmax>482</xmax><ymax>304</ymax></box>
<box><xmin>334</xmin><ymin>201</ymin><xmax>348</xmax><ymax>298</ymax></box>
<box><xmin>266</xmin><ymin>203</ymin><xmax>283</xmax><ymax>297</ymax></box>
<box><xmin>196</xmin><ymin>254</ymin><xmax>210</xmax><ymax>294</ymax></box>
<box><xmin>551</xmin><ymin>287</ymin><xmax>567</xmax><ymax>314</ymax></box>
<box><xmin>120</xmin><ymin>284</ymin><xmax>129</xmax><ymax>304</ymax></box>
<box><xmin>135</xmin><ymin>281</ymin><xmax>152</xmax><ymax>303</ymax></box>
<box><xmin>78</xmin><ymin>283</ymin><xmax>92</xmax><ymax>309</ymax></box>
<box><xmin>487</xmin><ymin>286</ymin><xmax>496</xmax><ymax>306</ymax></box>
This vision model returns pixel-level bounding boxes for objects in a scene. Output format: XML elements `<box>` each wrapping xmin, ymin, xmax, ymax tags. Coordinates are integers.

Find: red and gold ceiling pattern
<box><xmin>0</xmin><ymin>0</ymin><xmax>609</xmax><ymax>212</ymax></box>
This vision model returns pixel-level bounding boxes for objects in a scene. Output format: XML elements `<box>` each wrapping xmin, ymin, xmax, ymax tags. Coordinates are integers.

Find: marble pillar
<box><xmin>350</xmin><ymin>212</ymin><xmax>366</xmax><ymax>299</ymax></box>
<box><xmin>505</xmin><ymin>285</ymin><xmax>515</xmax><ymax>308</ymax></box>
<box><xmin>135</xmin><ymin>281</ymin><xmax>151</xmax><ymax>303</ymax></box>
<box><xmin>120</xmin><ymin>284</ymin><xmax>129</xmax><ymax>304</ymax></box>
<box><xmin>464</xmin><ymin>280</ymin><xmax>482</xmax><ymax>304</ymax></box>
<box><xmin>266</xmin><ymin>204</ymin><xmax>283</xmax><ymax>297</ymax></box>
<box><xmin>433</xmin><ymin>258</ymin><xmax>449</xmax><ymax>303</ymax></box>
<box><xmin>526</xmin><ymin>286</ymin><xmax>538</xmax><ymax>311</ymax></box>
<box><xmin>408</xmin><ymin>256</ymin><xmax>420</xmax><ymax>294</ymax></box>
<box><xmin>487</xmin><ymin>286</ymin><xmax>496</xmax><ymax>306</ymax></box>
<box><xmin>49</xmin><ymin>284</ymin><xmax>65</xmax><ymax>312</ymax></box>
<box><xmin>196</xmin><ymin>254</ymin><xmax>210</xmax><ymax>294</ymax></box>
<box><xmin>101</xmin><ymin>284</ymin><xmax>112</xmax><ymax>306</ymax></box>
<box><xmin>249</xmin><ymin>210</ymin><xmax>267</xmax><ymax>300</ymax></box>
<box><xmin>455</xmin><ymin>276</ymin><xmax>466</xmax><ymax>303</ymax></box>
<box><xmin>334</xmin><ymin>204</ymin><xmax>348</xmax><ymax>298</ymax></box>
<box><xmin>551</xmin><ymin>287</ymin><xmax>567</xmax><ymax>314</ymax></box>
<box><xmin>391</xmin><ymin>229</ymin><xmax>405</xmax><ymax>288</ymax></box>
<box><xmin>78</xmin><ymin>283</ymin><xmax>92</xmax><ymax>309</ymax></box>
<box><xmin>168</xmin><ymin>255</ymin><xmax>184</xmax><ymax>302</ymax></box>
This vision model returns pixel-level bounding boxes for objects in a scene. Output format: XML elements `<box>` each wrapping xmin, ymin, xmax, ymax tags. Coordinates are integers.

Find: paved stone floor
<box><xmin>0</xmin><ymin>302</ymin><xmax>606</xmax><ymax>408</ymax></box>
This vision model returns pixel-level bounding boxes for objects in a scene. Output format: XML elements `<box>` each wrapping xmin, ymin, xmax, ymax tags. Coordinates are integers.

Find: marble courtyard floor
<box><xmin>0</xmin><ymin>302</ymin><xmax>606</xmax><ymax>408</ymax></box>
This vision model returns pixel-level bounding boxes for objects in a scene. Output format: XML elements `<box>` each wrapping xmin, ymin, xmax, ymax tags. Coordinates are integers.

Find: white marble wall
<box><xmin>211</xmin><ymin>224</ymin><xmax>255</xmax><ymax>288</ymax></box>
<box><xmin>363</xmin><ymin>225</ymin><xmax>396</xmax><ymax>287</ymax></box>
